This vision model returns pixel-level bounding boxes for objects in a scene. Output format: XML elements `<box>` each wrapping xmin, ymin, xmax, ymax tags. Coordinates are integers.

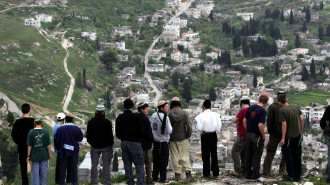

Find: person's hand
<box><xmin>262</xmin><ymin>135</ymin><xmax>265</xmax><ymax>140</ymax></box>
<box><xmin>26</xmin><ymin>157</ymin><xmax>30</xmax><ymax>163</ymax></box>
<box><xmin>280</xmin><ymin>138</ymin><xmax>285</xmax><ymax>146</ymax></box>
<box><xmin>49</xmin><ymin>154</ymin><xmax>52</xmax><ymax>160</ymax></box>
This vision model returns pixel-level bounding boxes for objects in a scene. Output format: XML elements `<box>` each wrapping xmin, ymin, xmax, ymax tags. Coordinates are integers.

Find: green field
<box><xmin>287</xmin><ymin>89</ymin><xmax>329</xmax><ymax>107</ymax></box>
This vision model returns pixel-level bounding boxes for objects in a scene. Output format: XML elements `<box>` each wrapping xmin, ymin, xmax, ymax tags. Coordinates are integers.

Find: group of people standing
<box><xmin>11</xmin><ymin>104</ymin><xmax>83</xmax><ymax>185</ymax></box>
<box><xmin>231</xmin><ymin>92</ymin><xmax>305</xmax><ymax>182</ymax></box>
<box><xmin>10</xmin><ymin>92</ymin><xmax>330</xmax><ymax>185</ymax></box>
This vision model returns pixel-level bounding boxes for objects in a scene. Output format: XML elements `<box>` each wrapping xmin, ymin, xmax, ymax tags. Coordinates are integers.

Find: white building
<box><xmin>288</xmin><ymin>48</ymin><xmax>309</xmax><ymax>55</ymax></box>
<box><xmin>163</xmin><ymin>25</ymin><xmax>180</xmax><ymax>37</ymax></box>
<box><xmin>149</xmin><ymin>49</ymin><xmax>166</xmax><ymax>62</ymax></box>
<box><xmin>24</xmin><ymin>18</ymin><xmax>41</xmax><ymax>28</ymax></box>
<box><xmin>226</xmin><ymin>71</ymin><xmax>241</xmax><ymax>79</ymax></box>
<box><xmin>36</xmin><ymin>14</ymin><xmax>52</xmax><ymax>23</ymax></box>
<box><xmin>182</xmin><ymin>30</ymin><xmax>199</xmax><ymax>41</ymax></box>
<box><xmin>186</xmin><ymin>8</ymin><xmax>201</xmax><ymax>19</ymax></box>
<box><xmin>148</xmin><ymin>64</ymin><xmax>165</xmax><ymax>73</ymax></box>
<box><xmin>172</xmin><ymin>39</ymin><xmax>189</xmax><ymax>50</ymax></box>
<box><xmin>81</xmin><ymin>32</ymin><xmax>97</xmax><ymax>41</ymax></box>
<box><xmin>114</xmin><ymin>26</ymin><xmax>133</xmax><ymax>37</ymax></box>
<box><xmin>301</xmin><ymin>106</ymin><xmax>325</xmax><ymax>123</ymax></box>
<box><xmin>321</xmin><ymin>50</ymin><xmax>330</xmax><ymax>57</ymax></box>
<box><xmin>276</xmin><ymin>40</ymin><xmax>288</xmax><ymax>49</ymax></box>
<box><xmin>166</xmin><ymin>0</ymin><xmax>181</xmax><ymax>7</ymax></box>
<box><xmin>206</xmin><ymin>52</ymin><xmax>219</xmax><ymax>60</ymax></box>
<box><xmin>171</xmin><ymin>51</ymin><xmax>189</xmax><ymax>63</ymax></box>
<box><xmin>137</xmin><ymin>94</ymin><xmax>149</xmax><ymax>103</ymax></box>
<box><xmin>221</xmin><ymin>88</ymin><xmax>235</xmax><ymax>99</ymax></box>
<box><xmin>196</xmin><ymin>1</ymin><xmax>215</xmax><ymax>17</ymax></box>
<box><xmin>170</xmin><ymin>18</ymin><xmax>187</xmax><ymax>28</ymax></box>
<box><xmin>237</xmin><ymin>12</ymin><xmax>254</xmax><ymax>21</ymax></box>
<box><xmin>116</xmin><ymin>41</ymin><xmax>125</xmax><ymax>50</ymax></box>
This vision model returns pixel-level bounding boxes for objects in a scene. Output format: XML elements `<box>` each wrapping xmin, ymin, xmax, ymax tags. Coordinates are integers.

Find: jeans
<box><xmin>152</xmin><ymin>141</ymin><xmax>169</xmax><ymax>182</ymax></box>
<box><xmin>201</xmin><ymin>132</ymin><xmax>219</xmax><ymax>177</ymax></box>
<box><xmin>263</xmin><ymin>134</ymin><xmax>286</xmax><ymax>174</ymax></box>
<box><xmin>143</xmin><ymin>150</ymin><xmax>152</xmax><ymax>183</ymax></box>
<box><xmin>169</xmin><ymin>139</ymin><xmax>192</xmax><ymax>174</ymax></box>
<box><xmin>18</xmin><ymin>147</ymin><xmax>29</xmax><ymax>185</ymax></box>
<box><xmin>31</xmin><ymin>160</ymin><xmax>48</xmax><ymax>185</ymax></box>
<box><xmin>245</xmin><ymin>132</ymin><xmax>264</xmax><ymax>179</ymax></box>
<box><xmin>326</xmin><ymin>135</ymin><xmax>330</xmax><ymax>181</ymax></box>
<box><xmin>232</xmin><ymin>135</ymin><xmax>245</xmax><ymax>173</ymax></box>
<box><xmin>282</xmin><ymin>135</ymin><xmax>302</xmax><ymax>181</ymax></box>
<box><xmin>60</xmin><ymin>155</ymin><xmax>78</xmax><ymax>185</ymax></box>
<box><xmin>91</xmin><ymin>146</ymin><xmax>113</xmax><ymax>185</ymax></box>
<box><xmin>121</xmin><ymin>141</ymin><xmax>145</xmax><ymax>185</ymax></box>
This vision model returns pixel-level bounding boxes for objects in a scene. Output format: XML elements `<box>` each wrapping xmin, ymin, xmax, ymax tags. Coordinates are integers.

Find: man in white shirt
<box><xmin>195</xmin><ymin>100</ymin><xmax>222</xmax><ymax>178</ymax></box>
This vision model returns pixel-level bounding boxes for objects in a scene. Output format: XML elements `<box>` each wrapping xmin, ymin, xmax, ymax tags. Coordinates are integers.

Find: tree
<box><xmin>83</xmin><ymin>68</ymin><xmax>87</xmax><ymax>88</ymax></box>
<box><xmin>105</xmin><ymin>89</ymin><xmax>111</xmax><ymax>109</ymax></box>
<box><xmin>319</xmin><ymin>26</ymin><xmax>324</xmax><ymax>40</ymax></box>
<box><xmin>209</xmin><ymin>88</ymin><xmax>217</xmax><ymax>101</ymax></box>
<box><xmin>232</xmin><ymin>33</ymin><xmax>241</xmax><ymax>49</ymax></box>
<box><xmin>280</xmin><ymin>9</ymin><xmax>285</xmax><ymax>22</ymax></box>
<box><xmin>209</xmin><ymin>10</ymin><xmax>214</xmax><ymax>21</ymax></box>
<box><xmin>171</xmin><ymin>71</ymin><xmax>180</xmax><ymax>88</ymax></box>
<box><xmin>301</xmin><ymin>65</ymin><xmax>309</xmax><ymax>81</ymax></box>
<box><xmin>275</xmin><ymin>61</ymin><xmax>280</xmax><ymax>76</ymax></box>
<box><xmin>7</xmin><ymin>111</ymin><xmax>14</xmax><ymax>127</ymax></box>
<box><xmin>182</xmin><ymin>78</ymin><xmax>192</xmax><ymax>102</ymax></box>
<box><xmin>320</xmin><ymin>1</ymin><xmax>324</xmax><ymax>10</ymax></box>
<box><xmin>295</xmin><ymin>34</ymin><xmax>301</xmax><ymax>48</ymax></box>
<box><xmin>222</xmin><ymin>21</ymin><xmax>231</xmax><ymax>35</ymax></box>
<box><xmin>199</xmin><ymin>63</ymin><xmax>205</xmax><ymax>71</ymax></box>
<box><xmin>76</xmin><ymin>72</ymin><xmax>82</xmax><ymax>88</ymax></box>
<box><xmin>112</xmin><ymin>151</ymin><xmax>118</xmax><ymax>172</ymax></box>
<box><xmin>0</xmin><ymin>131</ymin><xmax>18</xmax><ymax>181</ymax></box>
<box><xmin>289</xmin><ymin>9</ymin><xmax>294</xmax><ymax>24</ymax></box>
<box><xmin>327</xmin><ymin>25</ymin><xmax>330</xmax><ymax>37</ymax></box>
<box><xmin>242</xmin><ymin>37</ymin><xmax>249</xmax><ymax>57</ymax></box>
<box><xmin>310</xmin><ymin>59</ymin><xmax>316</xmax><ymax>77</ymax></box>
<box><xmin>253</xmin><ymin>72</ymin><xmax>258</xmax><ymax>88</ymax></box>
<box><xmin>177</xmin><ymin>44</ymin><xmax>184</xmax><ymax>52</ymax></box>
<box><xmin>305</xmin><ymin>6</ymin><xmax>311</xmax><ymax>22</ymax></box>
<box><xmin>99</xmin><ymin>48</ymin><xmax>118</xmax><ymax>71</ymax></box>
<box><xmin>301</xmin><ymin>22</ymin><xmax>307</xmax><ymax>32</ymax></box>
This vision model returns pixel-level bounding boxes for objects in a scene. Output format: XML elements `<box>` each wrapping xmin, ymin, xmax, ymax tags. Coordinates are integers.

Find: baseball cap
<box><xmin>57</xmin><ymin>113</ymin><xmax>66</xmax><ymax>120</ymax></box>
<box><xmin>35</xmin><ymin>115</ymin><xmax>43</xmax><ymax>122</ymax></box>
<box><xmin>96</xmin><ymin>104</ymin><xmax>105</xmax><ymax>111</ymax></box>
<box><xmin>240</xmin><ymin>96</ymin><xmax>250</xmax><ymax>101</ymax></box>
<box><xmin>171</xmin><ymin>97</ymin><xmax>180</xmax><ymax>101</ymax></box>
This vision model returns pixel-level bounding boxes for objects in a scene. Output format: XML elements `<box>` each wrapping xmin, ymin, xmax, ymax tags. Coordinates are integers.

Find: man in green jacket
<box><xmin>168</xmin><ymin>97</ymin><xmax>193</xmax><ymax>181</ymax></box>
<box><xmin>262</xmin><ymin>91</ymin><xmax>286</xmax><ymax>175</ymax></box>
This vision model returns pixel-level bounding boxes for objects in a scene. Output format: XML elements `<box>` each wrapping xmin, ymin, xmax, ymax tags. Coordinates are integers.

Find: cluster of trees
<box><xmin>76</xmin><ymin>68</ymin><xmax>93</xmax><ymax>91</ymax></box>
<box><xmin>301</xmin><ymin>59</ymin><xmax>327</xmax><ymax>82</ymax></box>
<box><xmin>241</xmin><ymin>37</ymin><xmax>278</xmax><ymax>57</ymax></box>
<box><xmin>217</xmin><ymin>50</ymin><xmax>232</xmax><ymax>68</ymax></box>
<box><xmin>0</xmin><ymin>129</ymin><xmax>18</xmax><ymax>182</ymax></box>
<box><xmin>318</xmin><ymin>24</ymin><xmax>330</xmax><ymax>41</ymax></box>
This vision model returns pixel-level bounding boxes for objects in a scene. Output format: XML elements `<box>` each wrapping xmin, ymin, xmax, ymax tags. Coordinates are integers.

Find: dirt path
<box><xmin>0</xmin><ymin>92</ymin><xmax>22</xmax><ymax>117</ymax></box>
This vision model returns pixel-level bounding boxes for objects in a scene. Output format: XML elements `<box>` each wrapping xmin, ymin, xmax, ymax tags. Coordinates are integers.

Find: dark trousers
<box><xmin>60</xmin><ymin>155</ymin><xmax>78</xmax><ymax>185</ymax></box>
<box><xmin>231</xmin><ymin>135</ymin><xmax>246</xmax><ymax>173</ymax></box>
<box><xmin>152</xmin><ymin>141</ymin><xmax>169</xmax><ymax>181</ymax></box>
<box><xmin>143</xmin><ymin>150</ymin><xmax>153</xmax><ymax>183</ymax></box>
<box><xmin>18</xmin><ymin>148</ymin><xmax>29</xmax><ymax>185</ymax></box>
<box><xmin>245</xmin><ymin>132</ymin><xmax>264</xmax><ymax>179</ymax></box>
<box><xmin>282</xmin><ymin>135</ymin><xmax>302</xmax><ymax>181</ymax></box>
<box><xmin>56</xmin><ymin>155</ymin><xmax>71</xmax><ymax>184</ymax></box>
<box><xmin>201</xmin><ymin>132</ymin><xmax>219</xmax><ymax>177</ymax></box>
<box><xmin>263</xmin><ymin>134</ymin><xmax>286</xmax><ymax>174</ymax></box>
<box><xmin>121</xmin><ymin>141</ymin><xmax>145</xmax><ymax>185</ymax></box>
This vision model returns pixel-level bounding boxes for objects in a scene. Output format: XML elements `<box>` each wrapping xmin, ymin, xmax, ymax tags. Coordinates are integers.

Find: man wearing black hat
<box><xmin>116</xmin><ymin>99</ymin><xmax>146</xmax><ymax>185</ymax></box>
<box><xmin>262</xmin><ymin>91</ymin><xmax>286</xmax><ymax>175</ymax></box>
<box><xmin>87</xmin><ymin>104</ymin><xmax>114</xmax><ymax>185</ymax></box>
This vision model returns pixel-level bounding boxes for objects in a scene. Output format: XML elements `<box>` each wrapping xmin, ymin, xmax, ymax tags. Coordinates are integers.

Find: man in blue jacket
<box><xmin>54</xmin><ymin>113</ymin><xmax>83</xmax><ymax>185</ymax></box>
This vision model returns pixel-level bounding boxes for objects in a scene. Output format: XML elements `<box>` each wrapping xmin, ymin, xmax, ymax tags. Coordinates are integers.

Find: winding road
<box><xmin>144</xmin><ymin>0</ymin><xmax>194</xmax><ymax>106</ymax></box>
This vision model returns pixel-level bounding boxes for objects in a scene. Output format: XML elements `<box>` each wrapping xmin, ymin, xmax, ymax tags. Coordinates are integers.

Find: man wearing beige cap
<box><xmin>168</xmin><ymin>97</ymin><xmax>193</xmax><ymax>180</ymax></box>
<box><xmin>54</xmin><ymin>113</ymin><xmax>83</xmax><ymax>185</ymax></box>
<box><xmin>150</xmin><ymin>100</ymin><xmax>172</xmax><ymax>183</ymax></box>
<box><xmin>87</xmin><ymin>104</ymin><xmax>114</xmax><ymax>185</ymax></box>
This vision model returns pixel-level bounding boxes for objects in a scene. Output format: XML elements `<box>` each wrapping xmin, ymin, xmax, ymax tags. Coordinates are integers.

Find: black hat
<box><xmin>124</xmin><ymin>99</ymin><xmax>134</xmax><ymax>109</ymax></box>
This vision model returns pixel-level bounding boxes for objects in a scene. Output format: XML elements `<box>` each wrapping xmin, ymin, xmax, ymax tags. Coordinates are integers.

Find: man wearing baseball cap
<box><xmin>54</xmin><ymin>113</ymin><xmax>83</xmax><ymax>185</ymax></box>
<box><xmin>52</xmin><ymin>112</ymin><xmax>67</xmax><ymax>184</ymax></box>
<box><xmin>87</xmin><ymin>104</ymin><xmax>114</xmax><ymax>185</ymax></box>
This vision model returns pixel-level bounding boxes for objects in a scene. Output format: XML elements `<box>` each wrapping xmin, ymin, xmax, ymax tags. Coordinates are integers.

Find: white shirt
<box><xmin>195</xmin><ymin>109</ymin><xmax>222</xmax><ymax>133</ymax></box>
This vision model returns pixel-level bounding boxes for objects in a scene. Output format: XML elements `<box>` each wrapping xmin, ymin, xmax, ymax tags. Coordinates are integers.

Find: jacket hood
<box><xmin>169</xmin><ymin>107</ymin><xmax>185</xmax><ymax>121</ymax></box>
